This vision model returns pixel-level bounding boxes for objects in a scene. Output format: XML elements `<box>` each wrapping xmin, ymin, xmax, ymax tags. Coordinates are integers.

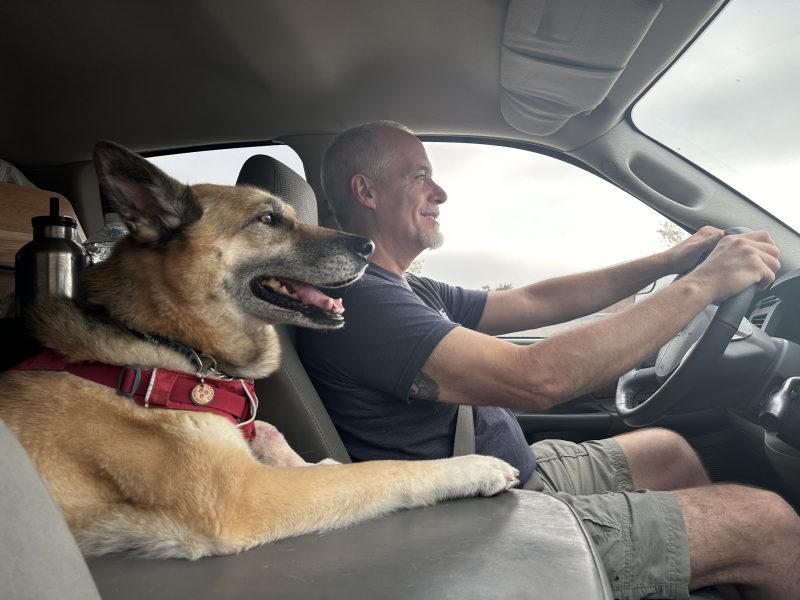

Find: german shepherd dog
<box><xmin>0</xmin><ymin>142</ymin><xmax>518</xmax><ymax>559</ymax></box>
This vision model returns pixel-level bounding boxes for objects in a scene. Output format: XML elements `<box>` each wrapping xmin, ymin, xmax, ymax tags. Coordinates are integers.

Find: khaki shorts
<box><xmin>525</xmin><ymin>438</ymin><xmax>691</xmax><ymax>600</ymax></box>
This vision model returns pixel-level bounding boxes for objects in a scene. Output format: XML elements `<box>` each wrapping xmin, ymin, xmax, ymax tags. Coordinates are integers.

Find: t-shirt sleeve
<box><xmin>312</xmin><ymin>278</ymin><xmax>468</xmax><ymax>402</ymax></box>
<box><xmin>415</xmin><ymin>276</ymin><xmax>487</xmax><ymax>330</ymax></box>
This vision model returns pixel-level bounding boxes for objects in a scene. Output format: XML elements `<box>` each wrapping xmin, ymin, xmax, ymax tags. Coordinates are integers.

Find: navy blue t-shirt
<box><xmin>296</xmin><ymin>264</ymin><xmax>536</xmax><ymax>482</ymax></box>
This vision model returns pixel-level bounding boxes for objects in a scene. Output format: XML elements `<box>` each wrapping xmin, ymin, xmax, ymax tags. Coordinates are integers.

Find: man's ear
<box><xmin>350</xmin><ymin>173</ymin><xmax>378</xmax><ymax>209</ymax></box>
<box><xmin>93</xmin><ymin>141</ymin><xmax>202</xmax><ymax>247</ymax></box>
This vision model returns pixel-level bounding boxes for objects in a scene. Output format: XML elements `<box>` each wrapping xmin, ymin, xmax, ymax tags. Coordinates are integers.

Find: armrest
<box><xmin>88</xmin><ymin>490</ymin><xmax>612</xmax><ymax>599</ymax></box>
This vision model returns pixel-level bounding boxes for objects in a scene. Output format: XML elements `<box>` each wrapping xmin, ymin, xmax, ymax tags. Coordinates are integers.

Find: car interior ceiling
<box><xmin>2</xmin><ymin>1</ymin><xmax>723</xmax><ymax>158</ymax></box>
<box><xmin>8</xmin><ymin>0</ymin><xmax>799</xmax><ymax>265</ymax></box>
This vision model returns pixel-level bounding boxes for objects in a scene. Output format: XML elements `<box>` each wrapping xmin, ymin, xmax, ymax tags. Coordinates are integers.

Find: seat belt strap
<box><xmin>452</xmin><ymin>404</ymin><xmax>475</xmax><ymax>456</ymax></box>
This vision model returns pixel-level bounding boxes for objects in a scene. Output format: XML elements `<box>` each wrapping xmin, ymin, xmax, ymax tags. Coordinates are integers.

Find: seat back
<box><xmin>0</xmin><ymin>419</ymin><xmax>102</xmax><ymax>599</ymax></box>
<box><xmin>236</xmin><ymin>155</ymin><xmax>350</xmax><ymax>463</ymax></box>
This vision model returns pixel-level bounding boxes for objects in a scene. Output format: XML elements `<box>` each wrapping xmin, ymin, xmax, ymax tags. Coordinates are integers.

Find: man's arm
<box><xmin>476</xmin><ymin>226</ymin><xmax>724</xmax><ymax>336</ymax></box>
<box><xmin>414</xmin><ymin>231</ymin><xmax>780</xmax><ymax>411</ymax></box>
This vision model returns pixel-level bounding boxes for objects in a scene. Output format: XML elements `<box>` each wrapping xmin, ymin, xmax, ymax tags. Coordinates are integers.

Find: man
<box><xmin>296</xmin><ymin>121</ymin><xmax>799</xmax><ymax>599</ymax></box>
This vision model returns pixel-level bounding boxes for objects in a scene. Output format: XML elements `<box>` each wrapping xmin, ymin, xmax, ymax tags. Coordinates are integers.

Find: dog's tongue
<box><xmin>291</xmin><ymin>280</ymin><xmax>344</xmax><ymax>314</ymax></box>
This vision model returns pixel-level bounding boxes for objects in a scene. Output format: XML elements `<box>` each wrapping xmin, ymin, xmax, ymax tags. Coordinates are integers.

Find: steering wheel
<box><xmin>616</xmin><ymin>227</ymin><xmax>756</xmax><ymax>427</ymax></box>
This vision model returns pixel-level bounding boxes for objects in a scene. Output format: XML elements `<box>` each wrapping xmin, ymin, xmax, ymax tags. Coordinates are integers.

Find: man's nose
<box><xmin>431</xmin><ymin>180</ymin><xmax>447</xmax><ymax>204</ymax></box>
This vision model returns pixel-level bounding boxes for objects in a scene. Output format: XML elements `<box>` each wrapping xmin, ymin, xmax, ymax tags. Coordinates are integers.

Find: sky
<box><xmin>150</xmin><ymin>0</ymin><xmax>798</xmax><ymax>292</ymax></box>
<box><xmin>633</xmin><ymin>0</ymin><xmax>800</xmax><ymax>229</ymax></box>
<box><xmin>418</xmin><ymin>143</ymin><xmax>672</xmax><ymax>289</ymax></box>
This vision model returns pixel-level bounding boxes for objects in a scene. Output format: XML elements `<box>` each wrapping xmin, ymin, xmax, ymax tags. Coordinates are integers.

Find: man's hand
<box><xmin>683</xmin><ymin>230</ymin><xmax>781</xmax><ymax>304</ymax></box>
<box><xmin>663</xmin><ymin>225</ymin><xmax>725</xmax><ymax>274</ymax></box>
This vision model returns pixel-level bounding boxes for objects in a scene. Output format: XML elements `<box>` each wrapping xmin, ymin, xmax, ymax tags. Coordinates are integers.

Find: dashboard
<box><xmin>737</xmin><ymin>266</ymin><xmax>800</xmax><ymax>492</ymax></box>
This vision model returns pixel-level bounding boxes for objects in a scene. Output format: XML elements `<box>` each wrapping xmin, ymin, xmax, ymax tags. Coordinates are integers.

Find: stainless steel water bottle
<box><xmin>14</xmin><ymin>198</ymin><xmax>88</xmax><ymax>316</ymax></box>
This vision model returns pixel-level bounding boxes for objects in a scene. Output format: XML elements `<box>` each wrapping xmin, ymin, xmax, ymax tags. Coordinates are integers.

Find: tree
<box><xmin>657</xmin><ymin>220</ymin><xmax>688</xmax><ymax>248</ymax></box>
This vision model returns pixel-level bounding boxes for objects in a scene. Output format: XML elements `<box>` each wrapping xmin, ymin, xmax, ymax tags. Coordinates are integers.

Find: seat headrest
<box><xmin>236</xmin><ymin>155</ymin><xmax>318</xmax><ymax>226</ymax></box>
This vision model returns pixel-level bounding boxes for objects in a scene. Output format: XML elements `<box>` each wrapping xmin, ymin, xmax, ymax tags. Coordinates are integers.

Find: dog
<box><xmin>0</xmin><ymin>141</ymin><xmax>519</xmax><ymax>559</ymax></box>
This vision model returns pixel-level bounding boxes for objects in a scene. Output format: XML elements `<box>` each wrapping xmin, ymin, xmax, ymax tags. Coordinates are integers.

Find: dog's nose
<box><xmin>353</xmin><ymin>237</ymin><xmax>375</xmax><ymax>260</ymax></box>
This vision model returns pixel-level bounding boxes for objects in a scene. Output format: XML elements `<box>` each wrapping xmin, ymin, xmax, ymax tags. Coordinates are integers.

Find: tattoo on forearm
<box><xmin>410</xmin><ymin>371</ymin><xmax>440</xmax><ymax>401</ymax></box>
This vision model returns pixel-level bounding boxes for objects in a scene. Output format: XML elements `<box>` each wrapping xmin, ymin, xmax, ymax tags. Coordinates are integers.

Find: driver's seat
<box><xmin>236</xmin><ymin>154</ymin><xmax>350</xmax><ymax>464</ymax></box>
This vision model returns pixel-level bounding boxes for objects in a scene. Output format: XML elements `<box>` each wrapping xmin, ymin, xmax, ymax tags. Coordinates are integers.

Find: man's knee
<box><xmin>749</xmin><ymin>487</ymin><xmax>800</xmax><ymax>539</ymax></box>
<box><xmin>616</xmin><ymin>427</ymin><xmax>709</xmax><ymax>490</ymax></box>
<box><xmin>641</xmin><ymin>427</ymin><xmax>692</xmax><ymax>453</ymax></box>
<box><xmin>677</xmin><ymin>484</ymin><xmax>800</xmax><ymax>594</ymax></box>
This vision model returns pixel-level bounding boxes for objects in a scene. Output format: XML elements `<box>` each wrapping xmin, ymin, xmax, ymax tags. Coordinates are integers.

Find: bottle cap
<box><xmin>31</xmin><ymin>197</ymin><xmax>78</xmax><ymax>229</ymax></box>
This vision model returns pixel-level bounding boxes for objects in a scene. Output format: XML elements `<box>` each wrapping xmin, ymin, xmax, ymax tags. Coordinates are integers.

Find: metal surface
<box><xmin>15</xmin><ymin>217</ymin><xmax>86</xmax><ymax>316</ymax></box>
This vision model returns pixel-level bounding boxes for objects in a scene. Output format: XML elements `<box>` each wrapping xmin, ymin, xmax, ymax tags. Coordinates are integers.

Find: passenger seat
<box><xmin>236</xmin><ymin>155</ymin><xmax>351</xmax><ymax>464</ymax></box>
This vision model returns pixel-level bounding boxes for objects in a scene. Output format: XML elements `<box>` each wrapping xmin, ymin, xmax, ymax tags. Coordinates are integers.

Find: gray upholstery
<box><xmin>236</xmin><ymin>155</ymin><xmax>350</xmax><ymax>463</ymax></box>
<box><xmin>237</xmin><ymin>153</ymin><xmax>318</xmax><ymax>225</ymax></box>
<box><xmin>0</xmin><ymin>419</ymin><xmax>101</xmax><ymax>600</ymax></box>
<box><xmin>88</xmin><ymin>491</ymin><xmax>613</xmax><ymax>599</ymax></box>
<box><xmin>254</xmin><ymin>325</ymin><xmax>351</xmax><ymax>463</ymax></box>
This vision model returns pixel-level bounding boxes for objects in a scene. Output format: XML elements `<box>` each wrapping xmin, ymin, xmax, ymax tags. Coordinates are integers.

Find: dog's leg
<box><xmin>186</xmin><ymin>453</ymin><xmax>519</xmax><ymax>558</ymax></box>
<box><xmin>249</xmin><ymin>421</ymin><xmax>314</xmax><ymax>467</ymax></box>
<box><xmin>53</xmin><ymin>410</ymin><xmax>518</xmax><ymax>559</ymax></box>
<box><xmin>76</xmin><ymin>444</ymin><xmax>519</xmax><ymax>558</ymax></box>
<box><xmin>250</xmin><ymin>421</ymin><xmax>341</xmax><ymax>467</ymax></box>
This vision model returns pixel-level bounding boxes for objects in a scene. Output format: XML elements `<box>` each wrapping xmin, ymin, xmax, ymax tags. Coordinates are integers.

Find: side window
<box><xmin>418</xmin><ymin>142</ymin><xmax>686</xmax><ymax>337</ymax></box>
<box><xmin>147</xmin><ymin>144</ymin><xmax>305</xmax><ymax>184</ymax></box>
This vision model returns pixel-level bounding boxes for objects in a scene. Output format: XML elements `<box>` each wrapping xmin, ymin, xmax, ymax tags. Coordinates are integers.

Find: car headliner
<box><xmin>1</xmin><ymin>0</ymin><xmax>723</xmax><ymax>166</ymax></box>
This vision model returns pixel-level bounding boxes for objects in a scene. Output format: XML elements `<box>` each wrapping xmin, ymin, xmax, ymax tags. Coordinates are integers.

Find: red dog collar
<box><xmin>12</xmin><ymin>349</ymin><xmax>258</xmax><ymax>440</ymax></box>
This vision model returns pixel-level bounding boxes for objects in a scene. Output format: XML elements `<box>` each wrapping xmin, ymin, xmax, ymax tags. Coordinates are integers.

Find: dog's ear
<box><xmin>93</xmin><ymin>141</ymin><xmax>202</xmax><ymax>246</ymax></box>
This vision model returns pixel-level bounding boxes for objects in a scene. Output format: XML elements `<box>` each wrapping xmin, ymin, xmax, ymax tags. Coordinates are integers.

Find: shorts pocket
<box><xmin>553</xmin><ymin>491</ymin><xmax>630</xmax><ymax>593</ymax></box>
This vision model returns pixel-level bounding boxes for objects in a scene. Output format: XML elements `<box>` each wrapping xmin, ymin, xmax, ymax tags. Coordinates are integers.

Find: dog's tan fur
<box><xmin>0</xmin><ymin>142</ymin><xmax>518</xmax><ymax>559</ymax></box>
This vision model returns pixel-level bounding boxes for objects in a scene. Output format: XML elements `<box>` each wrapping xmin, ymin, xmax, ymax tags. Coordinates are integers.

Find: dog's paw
<box><xmin>449</xmin><ymin>455</ymin><xmax>520</xmax><ymax>496</ymax></box>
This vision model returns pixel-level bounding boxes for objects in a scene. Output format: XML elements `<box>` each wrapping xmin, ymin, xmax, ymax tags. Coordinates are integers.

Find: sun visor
<box><xmin>501</xmin><ymin>0</ymin><xmax>663</xmax><ymax>136</ymax></box>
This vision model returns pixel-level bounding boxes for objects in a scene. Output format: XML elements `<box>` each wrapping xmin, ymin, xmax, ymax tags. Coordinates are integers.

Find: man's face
<box><xmin>372</xmin><ymin>129</ymin><xmax>447</xmax><ymax>256</ymax></box>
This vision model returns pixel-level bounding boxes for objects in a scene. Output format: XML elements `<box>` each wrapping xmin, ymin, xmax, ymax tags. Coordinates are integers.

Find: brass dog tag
<box><xmin>191</xmin><ymin>382</ymin><xmax>215</xmax><ymax>406</ymax></box>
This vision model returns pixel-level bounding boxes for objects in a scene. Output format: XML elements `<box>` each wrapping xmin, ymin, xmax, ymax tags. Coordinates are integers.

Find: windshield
<box><xmin>633</xmin><ymin>0</ymin><xmax>800</xmax><ymax>231</ymax></box>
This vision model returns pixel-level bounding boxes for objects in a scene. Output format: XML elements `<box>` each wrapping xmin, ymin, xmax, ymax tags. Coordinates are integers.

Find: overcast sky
<box><xmin>633</xmin><ymin>0</ymin><xmax>800</xmax><ymax>229</ymax></box>
<box><xmin>418</xmin><ymin>143</ymin><xmax>670</xmax><ymax>289</ymax></box>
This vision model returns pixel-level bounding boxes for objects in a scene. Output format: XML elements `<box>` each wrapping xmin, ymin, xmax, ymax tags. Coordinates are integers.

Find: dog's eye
<box><xmin>258</xmin><ymin>212</ymin><xmax>276</xmax><ymax>226</ymax></box>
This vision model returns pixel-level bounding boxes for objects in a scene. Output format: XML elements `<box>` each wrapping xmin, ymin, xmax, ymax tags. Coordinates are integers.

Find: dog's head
<box><xmin>87</xmin><ymin>142</ymin><xmax>372</xmax><ymax>374</ymax></box>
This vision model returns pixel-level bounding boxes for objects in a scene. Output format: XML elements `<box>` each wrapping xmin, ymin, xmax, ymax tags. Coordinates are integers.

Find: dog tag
<box><xmin>191</xmin><ymin>382</ymin><xmax>215</xmax><ymax>406</ymax></box>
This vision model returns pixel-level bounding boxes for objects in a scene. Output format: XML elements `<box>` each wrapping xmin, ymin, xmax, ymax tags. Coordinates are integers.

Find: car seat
<box><xmin>0</xmin><ymin>419</ymin><xmax>102</xmax><ymax>599</ymax></box>
<box><xmin>236</xmin><ymin>154</ymin><xmax>351</xmax><ymax>464</ymax></box>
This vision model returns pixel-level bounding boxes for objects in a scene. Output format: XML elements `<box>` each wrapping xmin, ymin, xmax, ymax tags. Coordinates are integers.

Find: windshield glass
<box><xmin>633</xmin><ymin>0</ymin><xmax>800</xmax><ymax>231</ymax></box>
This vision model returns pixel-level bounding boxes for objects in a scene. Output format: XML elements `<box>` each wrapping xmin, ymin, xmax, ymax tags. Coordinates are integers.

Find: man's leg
<box><xmin>611</xmin><ymin>428</ymin><xmax>800</xmax><ymax>597</ymax></box>
<box><xmin>614</xmin><ymin>428</ymin><xmax>710</xmax><ymax>490</ymax></box>
<box><xmin>531</xmin><ymin>433</ymin><xmax>800</xmax><ymax>598</ymax></box>
<box><xmin>529</xmin><ymin>427</ymin><xmax>708</xmax><ymax>494</ymax></box>
<box><xmin>675</xmin><ymin>484</ymin><xmax>800</xmax><ymax>599</ymax></box>
<box><xmin>533</xmin><ymin>436</ymin><xmax>693</xmax><ymax>598</ymax></box>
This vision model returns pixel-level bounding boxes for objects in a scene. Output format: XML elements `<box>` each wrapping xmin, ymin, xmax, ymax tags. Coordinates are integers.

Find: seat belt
<box><xmin>452</xmin><ymin>404</ymin><xmax>475</xmax><ymax>456</ymax></box>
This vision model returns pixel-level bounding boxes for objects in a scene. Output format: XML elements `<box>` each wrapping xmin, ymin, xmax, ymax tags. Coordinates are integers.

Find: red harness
<box><xmin>12</xmin><ymin>349</ymin><xmax>258</xmax><ymax>440</ymax></box>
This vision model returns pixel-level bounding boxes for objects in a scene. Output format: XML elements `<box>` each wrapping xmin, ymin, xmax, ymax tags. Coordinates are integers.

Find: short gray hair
<box><xmin>321</xmin><ymin>121</ymin><xmax>414</xmax><ymax>228</ymax></box>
